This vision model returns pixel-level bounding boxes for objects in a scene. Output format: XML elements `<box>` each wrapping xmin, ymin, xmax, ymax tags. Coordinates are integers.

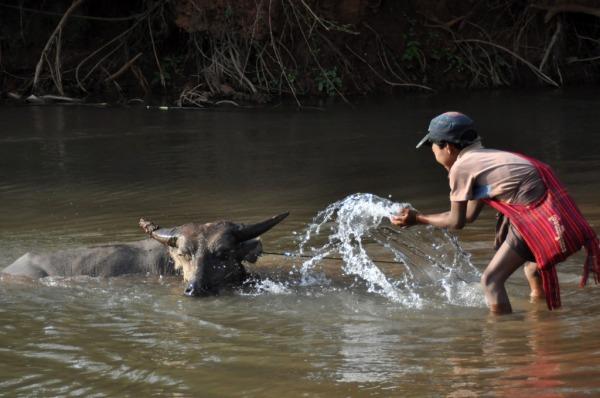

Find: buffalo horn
<box><xmin>140</xmin><ymin>218</ymin><xmax>180</xmax><ymax>247</ymax></box>
<box><xmin>234</xmin><ymin>212</ymin><xmax>289</xmax><ymax>242</ymax></box>
<box><xmin>150</xmin><ymin>228</ymin><xmax>180</xmax><ymax>247</ymax></box>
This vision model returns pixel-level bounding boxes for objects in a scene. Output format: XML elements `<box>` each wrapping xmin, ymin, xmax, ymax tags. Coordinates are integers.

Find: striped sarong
<box><xmin>483</xmin><ymin>154</ymin><xmax>599</xmax><ymax>310</ymax></box>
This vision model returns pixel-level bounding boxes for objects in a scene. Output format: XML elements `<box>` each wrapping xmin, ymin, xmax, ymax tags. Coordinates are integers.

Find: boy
<box><xmin>391</xmin><ymin>112</ymin><xmax>599</xmax><ymax>314</ymax></box>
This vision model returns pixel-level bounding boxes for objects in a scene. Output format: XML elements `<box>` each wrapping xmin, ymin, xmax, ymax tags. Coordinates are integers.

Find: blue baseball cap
<box><xmin>416</xmin><ymin>111</ymin><xmax>478</xmax><ymax>149</ymax></box>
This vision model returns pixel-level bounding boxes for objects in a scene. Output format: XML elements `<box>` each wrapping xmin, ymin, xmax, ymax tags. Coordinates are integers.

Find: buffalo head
<box><xmin>139</xmin><ymin>213</ymin><xmax>288</xmax><ymax>296</ymax></box>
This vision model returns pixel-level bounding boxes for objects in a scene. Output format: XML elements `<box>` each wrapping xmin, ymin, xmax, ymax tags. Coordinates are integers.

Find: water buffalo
<box><xmin>2</xmin><ymin>239</ymin><xmax>171</xmax><ymax>279</ymax></box>
<box><xmin>2</xmin><ymin>213</ymin><xmax>289</xmax><ymax>296</ymax></box>
<box><xmin>139</xmin><ymin>212</ymin><xmax>289</xmax><ymax>296</ymax></box>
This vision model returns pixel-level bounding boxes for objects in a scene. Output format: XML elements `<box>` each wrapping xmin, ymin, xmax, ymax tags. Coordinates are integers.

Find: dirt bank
<box><xmin>1</xmin><ymin>0</ymin><xmax>599</xmax><ymax>106</ymax></box>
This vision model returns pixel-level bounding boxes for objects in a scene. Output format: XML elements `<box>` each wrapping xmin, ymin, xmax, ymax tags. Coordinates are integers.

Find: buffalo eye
<box><xmin>175</xmin><ymin>247</ymin><xmax>193</xmax><ymax>260</ymax></box>
<box><xmin>175</xmin><ymin>237</ymin><xmax>197</xmax><ymax>260</ymax></box>
<box><xmin>177</xmin><ymin>252</ymin><xmax>192</xmax><ymax>261</ymax></box>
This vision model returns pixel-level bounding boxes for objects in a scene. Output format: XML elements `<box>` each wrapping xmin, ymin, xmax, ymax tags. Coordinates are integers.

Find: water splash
<box><xmin>240</xmin><ymin>278</ymin><xmax>292</xmax><ymax>296</ymax></box>
<box><xmin>293</xmin><ymin>193</ymin><xmax>483</xmax><ymax>308</ymax></box>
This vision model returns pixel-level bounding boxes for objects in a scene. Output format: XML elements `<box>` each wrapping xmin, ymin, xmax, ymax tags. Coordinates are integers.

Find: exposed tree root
<box><xmin>32</xmin><ymin>0</ymin><xmax>84</xmax><ymax>95</ymax></box>
<box><xmin>104</xmin><ymin>52</ymin><xmax>143</xmax><ymax>83</ymax></box>
<box><xmin>533</xmin><ymin>4</ymin><xmax>600</xmax><ymax>22</ymax></box>
<box><xmin>456</xmin><ymin>39</ymin><xmax>560</xmax><ymax>87</ymax></box>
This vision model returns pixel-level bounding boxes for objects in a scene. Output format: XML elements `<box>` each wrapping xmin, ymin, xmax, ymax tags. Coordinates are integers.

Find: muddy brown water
<box><xmin>1</xmin><ymin>90</ymin><xmax>600</xmax><ymax>397</ymax></box>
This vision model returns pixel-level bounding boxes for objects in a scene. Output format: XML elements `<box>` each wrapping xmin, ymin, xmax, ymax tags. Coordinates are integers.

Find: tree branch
<box><xmin>455</xmin><ymin>38</ymin><xmax>560</xmax><ymax>87</ymax></box>
<box><xmin>32</xmin><ymin>0</ymin><xmax>84</xmax><ymax>93</ymax></box>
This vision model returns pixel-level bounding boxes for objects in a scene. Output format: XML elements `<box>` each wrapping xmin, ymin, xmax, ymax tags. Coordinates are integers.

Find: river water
<box><xmin>1</xmin><ymin>90</ymin><xmax>600</xmax><ymax>397</ymax></box>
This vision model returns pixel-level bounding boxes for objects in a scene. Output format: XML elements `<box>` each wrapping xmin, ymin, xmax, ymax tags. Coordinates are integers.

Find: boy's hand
<box><xmin>390</xmin><ymin>208</ymin><xmax>419</xmax><ymax>227</ymax></box>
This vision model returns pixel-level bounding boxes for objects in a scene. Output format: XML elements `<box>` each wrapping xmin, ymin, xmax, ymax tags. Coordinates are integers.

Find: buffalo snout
<box><xmin>184</xmin><ymin>281</ymin><xmax>204</xmax><ymax>297</ymax></box>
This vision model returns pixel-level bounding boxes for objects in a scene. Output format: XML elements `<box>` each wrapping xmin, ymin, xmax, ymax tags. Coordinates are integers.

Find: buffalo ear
<box><xmin>237</xmin><ymin>239</ymin><xmax>263</xmax><ymax>263</ymax></box>
<box><xmin>233</xmin><ymin>212</ymin><xmax>289</xmax><ymax>242</ymax></box>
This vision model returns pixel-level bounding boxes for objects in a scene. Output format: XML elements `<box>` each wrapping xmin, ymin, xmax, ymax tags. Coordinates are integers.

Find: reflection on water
<box><xmin>337</xmin><ymin>320</ymin><xmax>401</xmax><ymax>384</ymax></box>
<box><xmin>2</xmin><ymin>90</ymin><xmax>600</xmax><ymax>396</ymax></box>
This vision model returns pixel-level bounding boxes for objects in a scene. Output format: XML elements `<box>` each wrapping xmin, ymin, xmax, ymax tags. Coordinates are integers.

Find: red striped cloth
<box><xmin>482</xmin><ymin>154</ymin><xmax>600</xmax><ymax>310</ymax></box>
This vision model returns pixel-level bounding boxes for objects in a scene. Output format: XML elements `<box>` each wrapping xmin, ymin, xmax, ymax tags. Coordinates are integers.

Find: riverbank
<box><xmin>2</xmin><ymin>1</ymin><xmax>600</xmax><ymax>106</ymax></box>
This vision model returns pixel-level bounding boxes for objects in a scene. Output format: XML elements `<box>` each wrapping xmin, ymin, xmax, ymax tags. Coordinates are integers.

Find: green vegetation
<box><xmin>2</xmin><ymin>1</ymin><xmax>598</xmax><ymax>105</ymax></box>
<box><xmin>316</xmin><ymin>67</ymin><xmax>342</xmax><ymax>97</ymax></box>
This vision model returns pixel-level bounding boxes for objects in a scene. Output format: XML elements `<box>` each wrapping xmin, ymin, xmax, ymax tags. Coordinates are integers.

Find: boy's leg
<box><xmin>481</xmin><ymin>242</ymin><xmax>527</xmax><ymax>314</ymax></box>
<box><xmin>523</xmin><ymin>262</ymin><xmax>544</xmax><ymax>299</ymax></box>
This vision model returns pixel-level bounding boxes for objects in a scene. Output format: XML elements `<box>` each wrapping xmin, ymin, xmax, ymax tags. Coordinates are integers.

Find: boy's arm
<box><xmin>391</xmin><ymin>200</ymin><xmax>473</xmax><ymax>230</ymax></box>
<box><xmin>466</xmin><ymin>199</ymin><xmax>484</xmax><ymax>223</ymax></box>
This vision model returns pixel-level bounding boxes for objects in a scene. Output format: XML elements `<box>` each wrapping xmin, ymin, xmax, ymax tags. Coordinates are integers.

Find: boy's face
<box><xmin>431</xmin><ymin>143</ymin><xmax>459</xmax><ymax>171</ymax></box>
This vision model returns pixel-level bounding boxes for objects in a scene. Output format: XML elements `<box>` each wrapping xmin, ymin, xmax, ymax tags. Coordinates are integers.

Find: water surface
<box><xmin>2</xmin><ymin>90</ymin><xmax>600</xmax><ymax>396</ymax></box>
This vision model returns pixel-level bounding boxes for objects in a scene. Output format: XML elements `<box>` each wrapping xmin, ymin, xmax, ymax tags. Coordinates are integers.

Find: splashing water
<box><xmin>293</xmin><ymin>193</ymin><xmax>483</xmax><ymax>308</ymax></box>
